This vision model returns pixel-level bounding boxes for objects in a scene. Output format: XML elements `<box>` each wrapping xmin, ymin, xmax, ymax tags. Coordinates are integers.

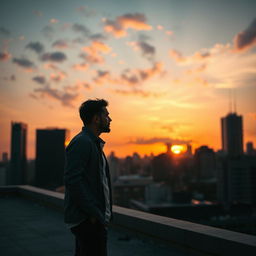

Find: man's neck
<box><xmin>86</xmin><ymin>125</ymin><xmax>101</xmax><ymax>138</ymax></box>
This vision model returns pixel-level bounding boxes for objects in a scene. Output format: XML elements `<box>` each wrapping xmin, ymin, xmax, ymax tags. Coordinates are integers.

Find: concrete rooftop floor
<box><xmin>0</xmin><ymin>195</ymin><xmax>202</xmax><ymax>256</ymax></box>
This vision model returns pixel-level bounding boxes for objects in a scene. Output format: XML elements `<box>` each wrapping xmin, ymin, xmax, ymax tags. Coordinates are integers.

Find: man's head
<box><xmin>79</xmin><ymin>99</ymin><xmax>111</xmax><ymax>133</ymax></box>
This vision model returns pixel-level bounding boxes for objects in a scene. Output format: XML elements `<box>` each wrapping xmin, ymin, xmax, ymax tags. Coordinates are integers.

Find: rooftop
<box><xmin>0</xmin><ymin>185</ymin><xmax>255</xmax><ymax>256</ymax></box>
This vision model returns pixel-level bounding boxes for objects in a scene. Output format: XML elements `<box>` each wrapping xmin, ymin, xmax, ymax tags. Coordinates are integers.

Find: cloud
<box><xmin>0</xmin><ymin>27</ymin><xmax>11</xmax><ymax>36</ymax></box>
<box><xmin>136</xmin><ymin>41</ymin><xmax>155</xmax><ymax>60</ymax></box>
<box><xmin>52</xmin><ymin>40</ymin><xmax>69</xmax><ymax>49</ymax></box>
<box><xmin>169</xmin><ymin>49</ymin><xmax>186</xmax><ymax>63</ymax></box>
<box><xmin>72</xmin><ymin>23</ymin><xmax>91</xmax><ymax>37</ymax></box>
<box><xmin>81</xmin><ymin>41</ymin><xmax>111</xmax><ymax>64</ymax></box>
<box><xmin>44</xmin><ymin>63</ymin><xmax>60</xmax><ymax>71</ymax></box>
<box><xmin>127</xmin><ymin>37</ymin><xmax>155</xmax><ymax>60</ymax></box>
<box><xmin>41</xmin><ymin>51</ymin><xmax>67</xmax><ymax>62</ymax></box>
<box><xmin>50</xmin><ymin>71</ymin><xmax>67</xmax><ymax>82</ymax></box>
<box><xmin>72</xmin><ymin>62</ymin><xmax>89</xmax><ymax>71</ymax></box>
<box><xmin>103</xmin><ymin>13</ymin><xmax>152</xmax><ymax>38</ymax></box>
<box><xmin>233</xmin><ymin>18</ymin><xmax>256</xmax><ymax>52</ymax></box>
<box><xmin>33</xmin><ymin>75</ymin><xmax>46</xmax><ymax>84</ymax></box>
<box><xmin>26</xmin><ymin>42</ymin><xmax>44</xmax><ymax>54</ymax></box>
<box><xmin>89</xmin><ymin>33</ymin><xmax>107</xmax><ymax>41</ymax></box>
<box><xmin>33</xmin><ymin>85</ymin><xmax>79</xmax><ymax>107</ymax></box>
<box><xmin>93</xmin><ymin>70</ymin><xmax>112</xmax><ymax>85</ymax></box>
<box><xmin>0</xmin><ymin>51</ymin><xmax>11</xmax><ymax>61</ymax></box>
<box><xmin>73</xmin><ymin>80</ymin><xmax>91</xmax><ymax>89</ymax></box>
<box><xmin>169</xmin><ymin>49</ymin><xmax>211</xmax><ymax>64</ymax></box>
<box><xmin>120</xmin><ymin>62</ymin><xmax>164</xmax><ymax>86</ymax></box>
<box><xmin>12</xmin><ymin>57</ymin><xmax>36</xmax><ymax>70</ymax></box>
<box><xmin>160</xmin><ymin>121</ymin><xmax>191</xmax><ymax>133</ymax></box>
<box><xmin>129</xmin><ymin>137</ymin><xmax>192</xmax><ymax>145</ymax></box>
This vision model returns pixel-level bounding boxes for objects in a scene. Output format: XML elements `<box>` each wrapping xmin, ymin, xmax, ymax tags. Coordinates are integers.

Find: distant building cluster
<box><xmin>0</xmin><ymin>110</ymin><xmax>256</xmax><ymax>234</ymax></box>
<box><xmin>0</xmin><ymin>122</ymin><xmax>69</xmax><ymax>190</ymax></box>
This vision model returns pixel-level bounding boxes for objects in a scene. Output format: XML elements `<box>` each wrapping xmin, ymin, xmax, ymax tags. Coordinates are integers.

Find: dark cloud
<box><xmin>33</xmin><ymin>85</ymin><xmax>78</xmax><ymax>107</ymax></box>
<box><xmin>129</xmin><ymin>137</ymin><xmax>192</xmax><ymax>145</ymax></box>
<box><xmin>97</xmin><ymin>70</ymin><xmax>110</xmax><ymax>77</ymax></box>
<box><xmin>33</xmin><ymin>76</ymin><xmax>46</xmax><ymax>84</ymax></box>
<box><xmin>120</xmin><ymin>62</ymin><xmax>163</xmax><ymax>86</ymax></box>
<box><xmin>234</xmin><ymin>18</ymin><xmax>256</xmax><ymax>51</ymax></box>
<box><xmin>137</xmin><ymin>41</ymin><xmax>155</xmax><ymax>59</ymax></box>
<box><xmin>93</xmin><ymin>70</ymin><xmax>111</xmax><ymax>84</ymax></box>
<box><xmin>26</xmin><ymin>42</ymin><xmax>44</xmax><ymax>54</ymax></box>
<box><xmin>72</xmin><ymin>23</ymin><xmax>91</xmax><ymax>37</ymax></box>
<box><xmin>121</xmin><ymin>72</ymin><xmax>140</xmax><ymax>85</ymax></box>
<box><xmin>52</xmin><ymin>40</ymin><xmax>69</xmax><ymax>49</ymax></box>
<box><xmin>41</xmin><ymin>51</ymin><xmax>67</xmax><ymax>62</ymax></box>
<box><xmin>103</xmin><ymin>13</ymin><xmax>152</xmax><ymax>38</ymax></box>
<box><xmin>0</xmin><ymin>27</ymin><xmax>10</xmax><ymax>36</ymax></box>
<box><xmin>12</xmin><ymin>57</ymin><xmax>36</xmax><ymax>69</ymax></box>
<box><xmin>90</xmin><ymin>33</ymin><xmax>107</xmax><ymax>41</ymax></box>
<box><xmin>79</xmin><ymin>52</ymin><xmax>103</xmax><ymax>64</ymax></box>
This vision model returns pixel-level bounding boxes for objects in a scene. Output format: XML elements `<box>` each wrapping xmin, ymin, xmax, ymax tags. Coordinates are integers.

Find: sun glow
<box><xmin>171</xmin><ymin>145</ymin><xmax>185</xmax><ymax>155</ymax></box>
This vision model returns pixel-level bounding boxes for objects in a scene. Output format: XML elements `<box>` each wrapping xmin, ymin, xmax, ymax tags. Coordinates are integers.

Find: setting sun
<box><xmin>171</xmin><ymin>145</ymin><xmax>185</xmax><ymax>155</ymax></box>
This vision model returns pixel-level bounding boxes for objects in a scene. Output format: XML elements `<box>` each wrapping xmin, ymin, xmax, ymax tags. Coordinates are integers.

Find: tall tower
<box><xmin>35</xmin><ymin>128</ymin><xmax>69</xmax><ymax>189</ymax></box>
<box><xmin>9</xmin><ymin>122</ymin><xmax>27</xmax><ymax>184</ymax></box>
<box><xmin>221</xmin><ymin>113</ymin><xmax>243</xmax><ymax>156</ymax></box>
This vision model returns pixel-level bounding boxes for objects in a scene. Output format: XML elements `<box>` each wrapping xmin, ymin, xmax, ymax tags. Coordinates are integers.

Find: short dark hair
<box><xmin>79</xmin><ymin>99</ymin><xmax>108</xmax><ymax>125</ymax></box>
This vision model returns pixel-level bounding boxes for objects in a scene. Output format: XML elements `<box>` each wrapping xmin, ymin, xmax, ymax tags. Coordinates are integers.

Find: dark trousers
<box><xmin>70</xmin><ymin>219</ymin><xmax>108</xmax><ymax>256</ymax></box>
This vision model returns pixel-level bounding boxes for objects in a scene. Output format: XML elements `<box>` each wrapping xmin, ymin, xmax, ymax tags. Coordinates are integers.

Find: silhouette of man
<box><xmin>64</xmin><ymin>99</ymin><xmax>112</xmax><ymax>256</ymax></box>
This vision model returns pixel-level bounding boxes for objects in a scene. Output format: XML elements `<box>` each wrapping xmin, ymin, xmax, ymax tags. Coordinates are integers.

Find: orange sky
<box><xmin>0</xmin><ymin>0</ymin><xmax>256</xmax><ymax>159</ymax></box>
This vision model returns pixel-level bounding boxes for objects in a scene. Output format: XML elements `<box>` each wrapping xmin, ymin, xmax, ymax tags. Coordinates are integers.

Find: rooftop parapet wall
<box><xmin>1</xmin><ymin>185</ymin><xmax>255</xmax><ymax>256</ymax></box>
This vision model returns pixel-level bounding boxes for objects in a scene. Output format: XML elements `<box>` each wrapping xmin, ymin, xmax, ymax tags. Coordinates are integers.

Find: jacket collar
<box><xmin>82</xmin><ymin>126</ymin><xmax>105</xmax><ymax>145</ymax></box>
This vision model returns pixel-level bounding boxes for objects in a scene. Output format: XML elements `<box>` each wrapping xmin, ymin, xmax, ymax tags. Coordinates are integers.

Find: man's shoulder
<box><xmin>67</xmin><ymin>131</ymin><xmax>92</xmax><ymax>149</ymax></box>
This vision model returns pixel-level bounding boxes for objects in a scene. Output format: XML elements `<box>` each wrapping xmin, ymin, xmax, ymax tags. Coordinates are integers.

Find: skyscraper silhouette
<box><xmin>35</xmin><ymin>128</ymin><xmax>69</xmax><ymax>189</ymax></box>
<box><xmin>9</xmin><ymin>122</ymin><xmax>27</xmax><ymax>184</ymax></box>
<box><xmin>221</xmin><ymin>113</ymin><xmax>243</xmax><ymax>156</ymax></box>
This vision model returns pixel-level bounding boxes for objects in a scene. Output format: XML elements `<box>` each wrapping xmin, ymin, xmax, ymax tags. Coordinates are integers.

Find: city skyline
<box><xmin>0</xmin><ymin>0</ymin><xmax>256</xmax><ymax>158</ymax></box>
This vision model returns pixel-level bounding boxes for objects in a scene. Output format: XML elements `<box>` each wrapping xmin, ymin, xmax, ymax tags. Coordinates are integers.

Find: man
<box><xmin>64</xmin><ymin>99</ymin><xmax>112</xmax><ymax>256</ymax></box>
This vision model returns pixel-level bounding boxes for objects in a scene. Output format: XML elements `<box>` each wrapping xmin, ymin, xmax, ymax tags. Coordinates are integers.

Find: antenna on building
<box><xmin>233</xmin><ymin>87</ymin><xmax>237</xmax><ymax>113</ymax></box>
<box><xmin>229</xmin><ymin>88</ymin><xmax>232</xmax><ymax>113</ymax></box>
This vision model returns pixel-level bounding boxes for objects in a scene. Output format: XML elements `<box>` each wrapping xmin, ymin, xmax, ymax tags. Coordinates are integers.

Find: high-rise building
<box><xmin>9</xmin><ymin>122</ymin><xmax>27</xmax><ymax>185</ymax></box>
<box><xmin>217</xmin><ymin>156</ymin><xmax>256</xmax><ymax>206</ymax></box>
<box><xmin>194</xmin><ymin>146</ymin><xmax>216</xmax><ymax>179</ymax></box>
<box><xmin>221</xmin><ymin>113</ymin><xmax>243</xmax><ymax>156</ymax></box>
<box><xmin>35</xmin><ymin>128</ymin><xmax>69</xmax><ymax>189</ymax></box>
<box><xmin>246</xmin><ymin>142</ymin><xmax>256</xmax><ymax>156</ymax></box>
<box><xmin>2</xmin><ymin>152</ymin><xmax>8</xmax><ymax>163</ymax></box>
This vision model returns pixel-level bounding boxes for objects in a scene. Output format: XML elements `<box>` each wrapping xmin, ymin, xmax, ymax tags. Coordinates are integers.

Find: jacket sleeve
<box><xmin>64</xmin><ymin>138</ymin><xmax>105</xmax><ymax>224</ymax></box>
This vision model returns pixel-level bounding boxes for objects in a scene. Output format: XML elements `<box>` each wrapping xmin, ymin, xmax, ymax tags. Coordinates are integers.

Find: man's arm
<box><xmin>64</xmin><ymin>138</ymin><xmax>105</xmax><ymax>224</ymax></box>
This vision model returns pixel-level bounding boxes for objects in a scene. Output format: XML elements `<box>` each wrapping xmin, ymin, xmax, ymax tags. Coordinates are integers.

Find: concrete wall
<box><xmin>1</xmin><ymin>185</ymin><xmax>255</xmax><ymax>256</ymax></box>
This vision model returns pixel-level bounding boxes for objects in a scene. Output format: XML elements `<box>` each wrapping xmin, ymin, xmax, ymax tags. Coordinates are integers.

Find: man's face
<box><xmin>99</xmin><ymin>107</ymin><xmax>112</xmax><ymax>133</ymax></box>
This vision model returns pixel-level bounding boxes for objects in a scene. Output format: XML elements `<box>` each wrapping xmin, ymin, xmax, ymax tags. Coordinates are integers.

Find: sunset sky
<box><xmin>0</xmin><ymin>0</ymin><xmax>256</xmax><ymax>159</ymax></box>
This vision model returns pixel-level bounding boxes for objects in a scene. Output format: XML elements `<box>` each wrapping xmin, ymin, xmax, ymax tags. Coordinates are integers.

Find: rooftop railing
<box><xmin>1</xmin><ymin>185</ymin><xmax>255</xmax><ymax>256</ymax></box>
